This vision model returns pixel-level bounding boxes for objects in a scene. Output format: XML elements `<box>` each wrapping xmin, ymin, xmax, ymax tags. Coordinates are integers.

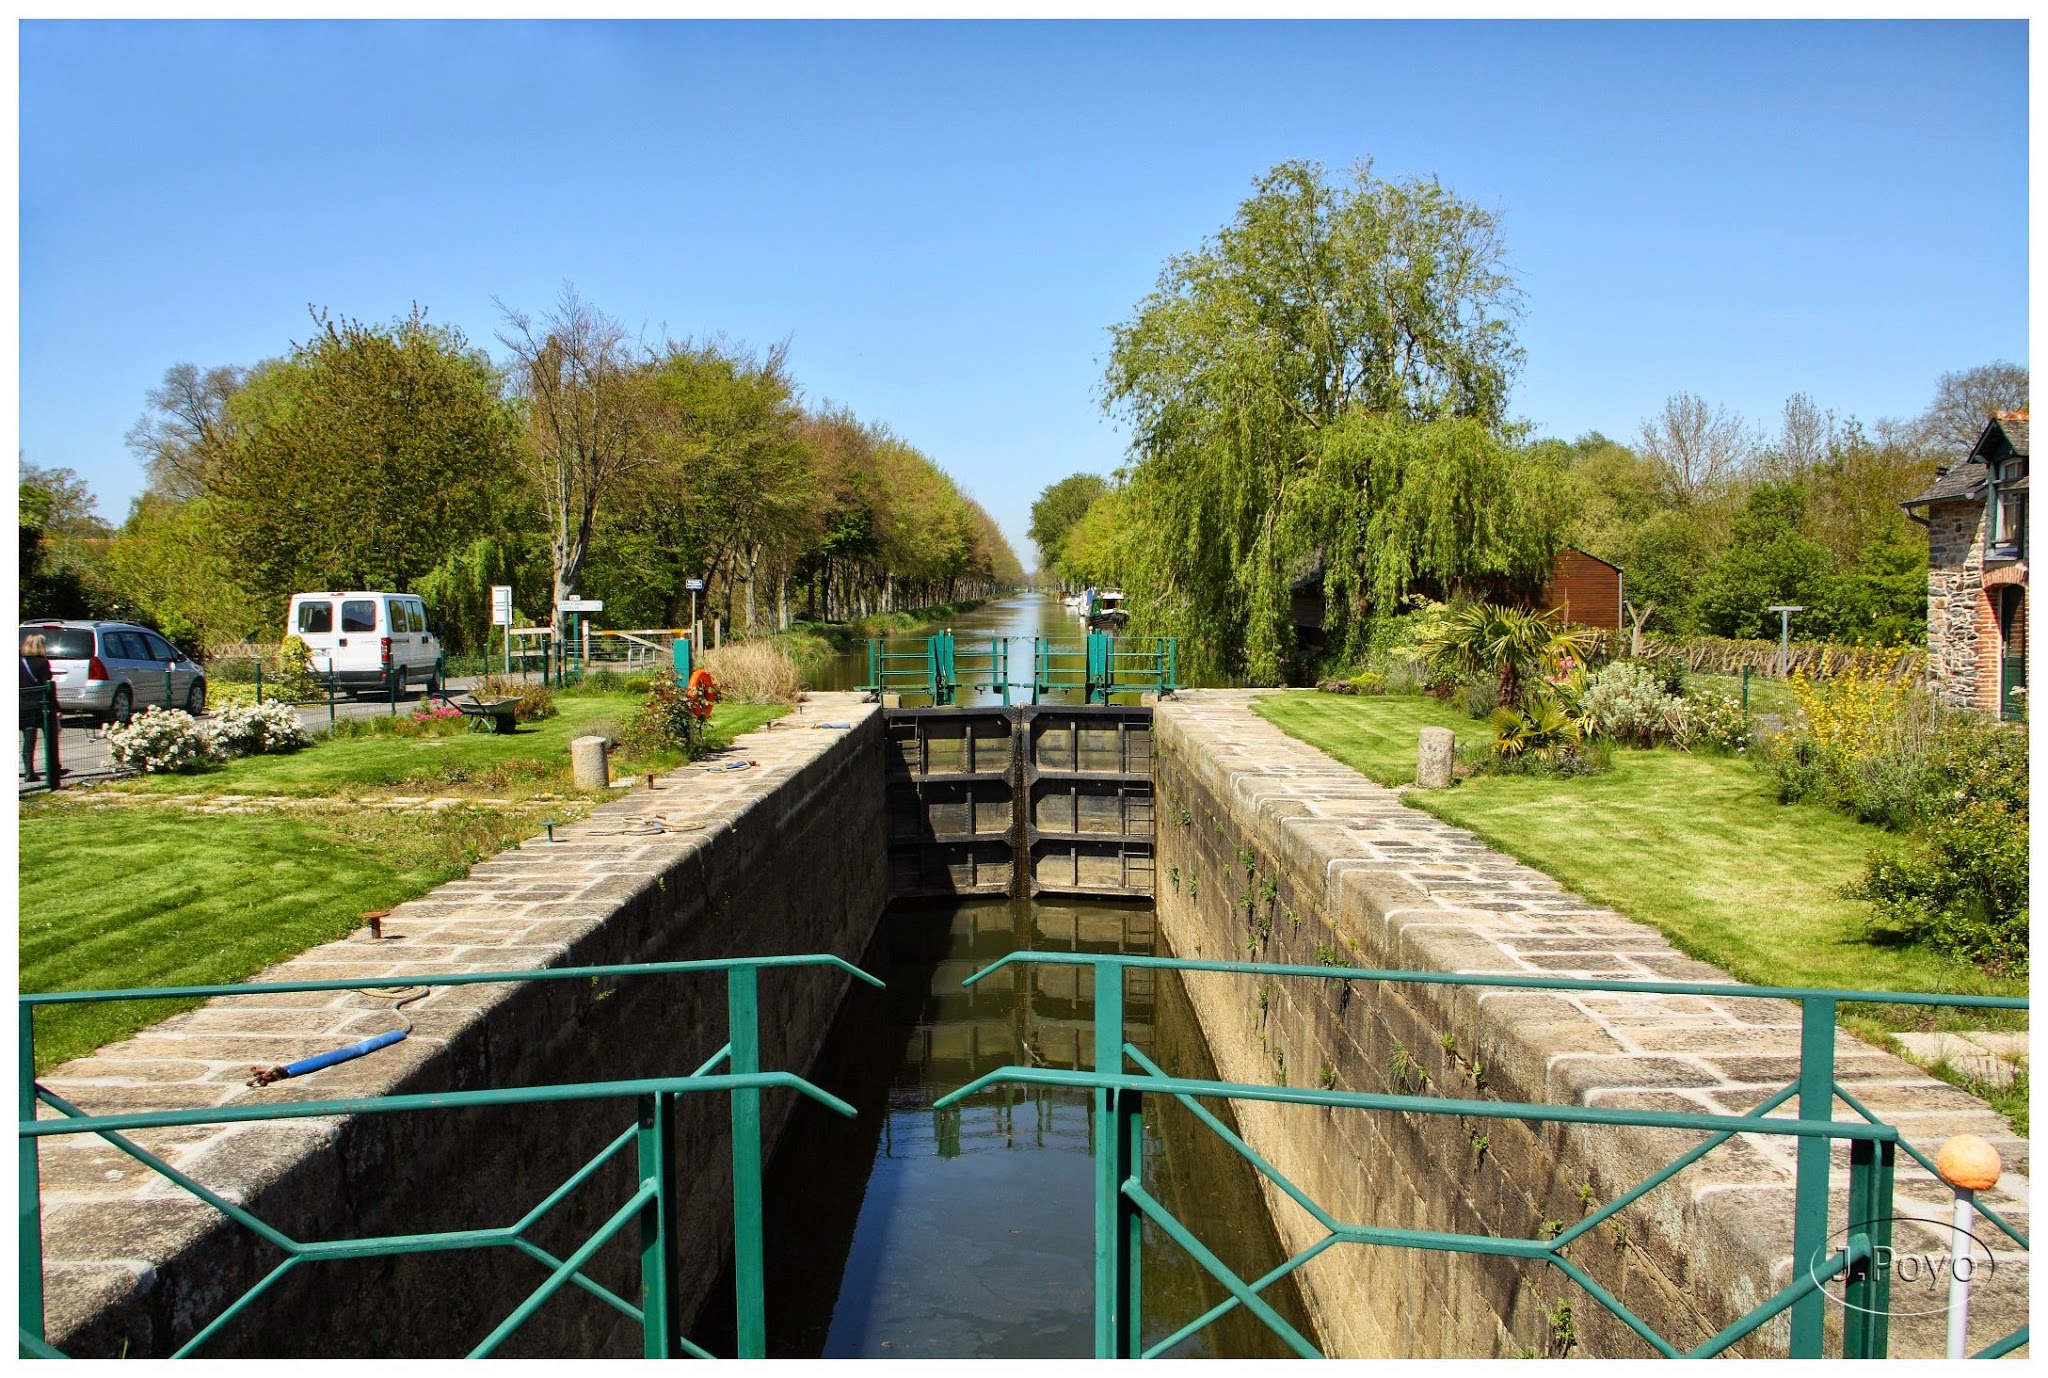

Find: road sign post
<box><xmin>492</xmin><ymin>585</ymin><xmax>513</xmax><ymax>676</ymax></box>
<box><xmin>556</xmin><ymin>599</ymin><xmax>603</xmax><ymax>687</ymax></box>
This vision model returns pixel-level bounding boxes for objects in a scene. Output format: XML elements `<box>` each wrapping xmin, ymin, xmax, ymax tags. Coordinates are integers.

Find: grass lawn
<box><xmin>1253</xmin><ymin>692</ymin><xmax>2026</xmax><ymax>1017</ymax></box>
<box><xmin>113</xmin><ymin>693</ymin><xmax>787</xmax><ymax>798</ymax></box>
<box><xmin>1250</xmin><ymin>692</ymin><xmax>1478</xmax><ymax>786</ymax></box>
<box><xmin>20</xmin><ymin>693</ymin><xmax>789</xmax><ymax>1069</ymax></box>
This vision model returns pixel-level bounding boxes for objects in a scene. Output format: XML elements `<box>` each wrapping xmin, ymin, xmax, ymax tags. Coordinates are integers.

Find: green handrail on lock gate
<box><xmin>861</xmin><ymin>634</ymin><xmax>1182</xmax><ymax>705</ymax></box>
<box><xmin>18</xmin><ymin>954</ymin><xmax>883</xmax><ymax>1360</ymax></box>
<box><xmin>934</xmin><ymin>953</ymin><xmax>2030</xmax><ymax>1361</ymax></box>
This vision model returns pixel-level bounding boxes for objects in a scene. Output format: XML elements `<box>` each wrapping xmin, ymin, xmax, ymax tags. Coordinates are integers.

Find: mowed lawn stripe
<box><xmin>1253</xmin><ymin>692</ymin><xmax>2024</xmax><ymax>1008</ymax></box>
<box><xmin>20</xmin><ymin>810</ymin><xmax>447</xmax><ymax>1070</ymax></box>
<box><xmin>20</xmin><ymin>696</ymin><xmax>791</xmax><ymax>1070</ymax></box>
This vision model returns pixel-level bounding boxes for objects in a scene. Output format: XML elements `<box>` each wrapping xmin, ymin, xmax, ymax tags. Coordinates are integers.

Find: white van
<box><xmin>286</xmin><ymin>592</ymin><xmax>443</xmax><ymax>697</ymax></box>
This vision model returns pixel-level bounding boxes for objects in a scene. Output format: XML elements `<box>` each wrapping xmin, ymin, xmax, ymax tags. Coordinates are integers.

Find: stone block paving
<box><xmin>1159</xmin><ymin>690</ymin><xmax>2029</xmax><ymax>1342</ymax></box>
<box><xmin>27</xmin><ymin>694</ymin><xmax>879</xmax><ymax>1335</ymax></box>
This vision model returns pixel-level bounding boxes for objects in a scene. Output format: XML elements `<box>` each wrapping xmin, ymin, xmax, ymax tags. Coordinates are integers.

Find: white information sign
<box><xmin>490</xmin><ymin>585</ymin><xmax>513</xmax><ymax>627</ymax></box>
<box><xmin>556</xmin><ymin>598</ymin><xmax>604</xmax><ymax>613</ymax></box>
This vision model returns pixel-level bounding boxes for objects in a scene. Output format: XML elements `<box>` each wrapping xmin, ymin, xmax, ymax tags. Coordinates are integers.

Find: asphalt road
<box><xmin>18</xmin><ymin>677</ymin><xmax>490</xmax><ymax>793</ymax></box>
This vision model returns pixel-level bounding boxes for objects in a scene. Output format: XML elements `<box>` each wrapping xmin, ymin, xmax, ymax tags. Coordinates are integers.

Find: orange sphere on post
<box><xmin>1936</xmin><ymin>1134</ymin><xmax>2002</xmax><ymax>1192</ymax></box>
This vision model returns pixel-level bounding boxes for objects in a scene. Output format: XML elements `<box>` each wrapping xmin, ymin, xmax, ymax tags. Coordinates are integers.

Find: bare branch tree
<box><xmin>1916</xmin><ymin>361</ymin><xmax>2029</xmax><ymax>453</ymax></box>
<box><xmin>1759</xmin><ymin>391</ymin><xmax>1837</xmax><ymax>482</ymax></box>
<box><xmin>1636</xmin><ymin>393</ymin><xmax>1757</xmax><ymax>504</ymax></box>
<box><xmin>496</xmin><ymin>284</ymin><xmax>653</xmax><ymax>637</ymax></box>
<box><xmin>124</xmin><ymin>362</ymin><xmax>246</xmax><ymax>499</ymax></box>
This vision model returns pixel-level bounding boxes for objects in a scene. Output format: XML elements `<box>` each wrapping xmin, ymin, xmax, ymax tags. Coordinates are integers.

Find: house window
<box><xmin>1991</xmin><ymin>458</ymin><xmax>2026</xmax><ymax>556</ymax></box>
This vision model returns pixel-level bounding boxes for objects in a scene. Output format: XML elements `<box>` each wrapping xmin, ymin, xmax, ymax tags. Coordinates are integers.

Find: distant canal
<box><xmin>695</xmin><ymin>896</ymin><xmax>1315</xmax><ymax>1359</ymax></box>
<box><xmin>803</xmin><ymin>592</ymin><xmax>1084</xmax><ymax>702</ymax></box>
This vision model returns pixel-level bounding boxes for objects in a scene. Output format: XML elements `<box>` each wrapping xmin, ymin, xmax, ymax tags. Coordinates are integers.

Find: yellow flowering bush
<box><xmin>1783</xmin><ymin>645</ymin><xmax>1917</xmax><ymax>760</ymax></box>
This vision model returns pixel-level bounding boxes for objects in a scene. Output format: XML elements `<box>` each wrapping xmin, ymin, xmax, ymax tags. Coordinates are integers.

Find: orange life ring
<box><xmin>685</xmin><ymin>667</ymin><xmax>719</xmax><ymax>720</ymax></box>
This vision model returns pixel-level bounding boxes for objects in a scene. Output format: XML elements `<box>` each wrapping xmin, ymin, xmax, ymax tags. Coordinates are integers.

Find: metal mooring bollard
<box><xmin>1416</xmin><ymin>727</ymin><xmax>1455</xmax><ymax>788</ymax></box>
<box><xmin>1938</xmin><ymin>1133</ymin><xmax>2003</xmax><ymax>1359</ymax></box>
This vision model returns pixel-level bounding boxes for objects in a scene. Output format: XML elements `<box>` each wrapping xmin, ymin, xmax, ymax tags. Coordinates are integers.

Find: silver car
<box><xmin>19</xmin><ymin>620</ymin><xmax>208</xmax><ymax>724</ymax></box>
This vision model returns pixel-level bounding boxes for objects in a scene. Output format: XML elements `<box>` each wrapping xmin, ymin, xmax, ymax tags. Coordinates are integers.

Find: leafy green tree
<box><xmin>1811</xmin><ymin>527</ymin><xmax>1926</xmax><ymax>645</ymax></box>
<box><xmin>18</xmin><ymin>466</ymin><xmax>113</xmax><ymax>620</ymax></box>
<box><xmin>1564</xmin><ymin>433</ymin><xmax>1666</xmax><ymax>567</ymax></box>
<box><xmin>1623</xmin><ymin>510</ymin><xmax>1714</xmax><ymax>634</ymax></box>
<box><xmin>1312</xmin><ymin>417</ymin><xmax>1573</xmax><ymax>651</ymax></box>
<box><xmin>213</xmin><ymin>306</ymin><xmax>519</xmax><ymax>606</ymax></box>
<box><xmin>1694</xmin><ymin>484</ymin><xmax>1835</xmax><ymax>639</ymax></box>
<box><xmin>100</xmin><ymin>494</ymin><xmax>267</xmax><ymax>649</ymax></box>
<box><xmin>1102</xmin><ymin>159</ymin><xmax>1527</xmax><ymax>683</ymax></box>
<box><xmin>1028</xmin><ymin>473</ymin><xmax>1107</xmax><ymax>579</ymax></box>
<box><xmin>1057</xmin><ymin>484</ymin><xmax>1135</xmax><ymax>588</ymax></box>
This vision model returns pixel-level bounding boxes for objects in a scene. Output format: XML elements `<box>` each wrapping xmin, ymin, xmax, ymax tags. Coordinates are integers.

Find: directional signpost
<box><xmin>557</xmin><ymin>598</ymin><xmax>604</xmax><ymax>684</ymax></box>
<box><xmin>686</xmin><ymin>578</ymin><xmax>705</xmax><ymax>652</ymax></box>
<box><xmin>491</xmin><ymin>585</ymin><xmax>513</xmax><ymax>674</ymax></box>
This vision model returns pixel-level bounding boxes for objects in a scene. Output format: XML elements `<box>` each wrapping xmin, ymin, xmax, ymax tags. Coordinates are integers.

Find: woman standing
<box><xmin>20</xmin><ymin>632</ymin><xmax>53</xmax><ymax>779</ymax></box>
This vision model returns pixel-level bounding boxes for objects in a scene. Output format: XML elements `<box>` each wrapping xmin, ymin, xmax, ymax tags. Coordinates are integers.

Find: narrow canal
<box><xmin>805</xmin><ymin>591</ymin><xmax>1100</xmax><ymax>701</ymax></box>
<box><xmin>696</xmin><ymin>896</ymin><xmax>1315</xmax><ymax>1358</ymax></box>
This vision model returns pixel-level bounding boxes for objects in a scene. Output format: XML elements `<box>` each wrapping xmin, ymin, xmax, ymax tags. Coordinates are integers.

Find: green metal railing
<box><xmin>862</xmin><ymin>634</ymin><xmax>1182</xmax><ymax>706</ymax></box>
<box><xmin>19</xmin><ymin>683</ymin><xmax>61</xmax><ymax>792</ymax></box>
<box><xmin>936</xmin><ymin>953</ymin><xmax>2030</xmax><ymax>1360</ymax></box>
<box><xmin>18</xmin><ymin>954</ymin><xmax>882</xmax><ymax>1359</ymax></box>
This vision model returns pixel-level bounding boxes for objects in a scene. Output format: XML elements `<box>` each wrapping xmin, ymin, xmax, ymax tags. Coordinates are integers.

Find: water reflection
<box><xmin>715</xmin><ymin>897</ymin><xmax>1314</xmax><ymax>1359</ymax></box>
<box><xmin>805</xmin><ymin>592</ymin><xmax>1095</xmax><ymax>703</ymax></box>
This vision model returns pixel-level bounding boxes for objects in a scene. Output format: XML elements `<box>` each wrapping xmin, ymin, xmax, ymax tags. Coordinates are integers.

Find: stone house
<box><xmin>1902</xmin><ymin>412</ymin><xmax>2028</xmax><ymax>718</ymax></box>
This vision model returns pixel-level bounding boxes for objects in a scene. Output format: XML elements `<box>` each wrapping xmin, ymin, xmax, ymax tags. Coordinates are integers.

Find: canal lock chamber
<box><xmin>693</xmin><ymin>705</ymin><xmax>1316</xmax><ymax>1358</ymax></box>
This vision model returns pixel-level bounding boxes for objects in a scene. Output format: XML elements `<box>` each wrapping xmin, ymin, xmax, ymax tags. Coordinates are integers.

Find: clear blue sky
<box><xmin>17</xmin><ymin>18</ymin><xmax>2030</xmax><ymax>566</ymax></box>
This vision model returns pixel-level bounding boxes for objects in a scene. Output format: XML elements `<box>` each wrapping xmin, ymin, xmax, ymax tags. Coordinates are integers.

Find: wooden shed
<box><xmin>1534</xmin><ymin>547</ymin><xmax>1624</xmax><ymax>630</ymax></box>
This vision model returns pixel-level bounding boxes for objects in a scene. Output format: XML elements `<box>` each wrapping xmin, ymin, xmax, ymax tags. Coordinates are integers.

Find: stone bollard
<box><xmin>570</xmin><ymin>735</ymin><xmax>610</xmax><ymax>790</ymax></box>
<box><xmin>1417</xmin><ymin>727</ymin><xmax>1455</xmax><ymax>788</ymax></box>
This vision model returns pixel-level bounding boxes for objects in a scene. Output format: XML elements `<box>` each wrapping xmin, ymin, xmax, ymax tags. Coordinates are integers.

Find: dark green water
<box><xmin>714</xmin><ymin>897</ymin><xmax>1315</xmax><ymax>1359</ymax></box>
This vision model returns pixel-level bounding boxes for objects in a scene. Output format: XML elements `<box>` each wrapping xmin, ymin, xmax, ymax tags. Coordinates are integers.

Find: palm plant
<box><xmin>1488</xmin><ymin>694</ymin><xmax>1583</xmax><ymax>761</ymax></box>
<box><xmin>1423</xmin><ymin>602</ymin><xmax>1598</xmax><ymax>711</ymax></box>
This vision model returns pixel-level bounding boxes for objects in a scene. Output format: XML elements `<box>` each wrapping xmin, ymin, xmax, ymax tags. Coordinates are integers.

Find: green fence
<box><xmin>936</xmin><ymin>954</ymin><xmax>2030</xmax><ymax>1360</ymax></box>
<box><xmin>863</xmin><ymin>634</ymin><xmax>1183</xmax><ymax>705</ymax></box>
<box><xmin>20</xmin><ymin>952</ymin><xmax>2029</xmax><ymax>1358</ymax></box>
<box><xmin>18</xmin><ymin>955</ymin><xmax>881</xmax><ymax>1359</ymax></box>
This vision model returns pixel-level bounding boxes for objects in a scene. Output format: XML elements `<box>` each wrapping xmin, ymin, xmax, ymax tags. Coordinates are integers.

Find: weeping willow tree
<box><xmin>1102</xmin><ymin>159</ymin><xmax>1548</xmax><ymax>683</ymax></box>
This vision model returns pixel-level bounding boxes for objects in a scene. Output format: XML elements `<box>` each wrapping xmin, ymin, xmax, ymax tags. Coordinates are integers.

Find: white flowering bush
<box><xmin>1687</xmin><ymin>691</ymin><xmax>1752</xmax><ymax>753</ymax></box>
<box><xmin>106</xmin><ymin>707</ymin><xmax>219</xmax><ymax>774</ymax></box>
<box><xmin>1578</xmin><ymin>662</ymin><xmax>1690</xmax><ymax>748</ymax></box>
<box><xmin>209</xmin><ymin>700</ymin><xmax>312</xmax><ymax>757</ymax></box>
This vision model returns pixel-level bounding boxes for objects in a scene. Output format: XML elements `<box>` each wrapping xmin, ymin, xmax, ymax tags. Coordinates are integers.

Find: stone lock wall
<box><xmin>32</xmin><ymin>696</ymin><xmax>888</xmax><ymax>1358</ymax></box>
<box><xmin>1150</xmin><ymin>691</ymin><xmax>2028</xmax><ymax>1359</ymax></box>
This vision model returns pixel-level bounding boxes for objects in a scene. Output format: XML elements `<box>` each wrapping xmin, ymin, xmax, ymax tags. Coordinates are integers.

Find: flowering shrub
<box><xmin>1785</xmin><ymin>647</ymin><xmax>1915</xmax><ymax>761</ymax></box>
<box><xmin>1687</xmin><ymin>692</ymin><xmax>1751</xmax><ymax>754</ymax></box>
<box><xmin>1577</xmin><ymin>662</ymin><xmax>1689</xmax><ymax>748</ymax></box>
<box><xmin>624</xmin><ymin>668</ymin><xmax>696</xmax><ymax>753</ymax></box>
<box><xmin>106</xmin><ymin>707</ymin><xmax>218</xmax><ymax>773</ymax></box>
<box><xmin>210</xmin><ymin>701</ymin><xmax>312</xmax><ymax>757</ymax></box>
